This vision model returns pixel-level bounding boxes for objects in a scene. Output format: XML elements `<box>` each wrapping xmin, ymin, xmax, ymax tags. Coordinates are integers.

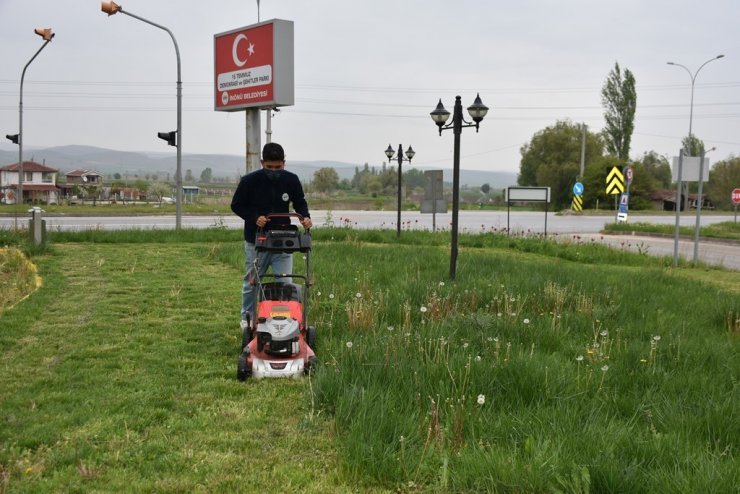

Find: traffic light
<box><xmin>5</xmin><ymin>134</ymin><xmax>19</xmax><ymax>145</ymax></box>
<box><xmin>157</xmin><ymin>131</ymin><xmax>177</xmax><ymax>147</ymax></box>
<box><xmin>34</xmin><ymin>28</ymin><xmax>54</xmax><ymax>41</ymax></box>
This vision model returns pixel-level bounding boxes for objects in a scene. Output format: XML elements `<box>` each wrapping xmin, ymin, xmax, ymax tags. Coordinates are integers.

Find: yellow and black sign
<box><xmin>605</xmin><ymin>166</ymin><xmax>625</xmax><ymax>195</ymax></box>
<box><xmin>571</xmin><ymin>195</ymin><xmax>583</xmax><ymax>211</ymax></box>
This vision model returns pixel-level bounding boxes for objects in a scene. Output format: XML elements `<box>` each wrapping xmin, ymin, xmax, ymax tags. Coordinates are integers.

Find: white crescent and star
<box><xmin>232</xmin><ymin>33</ymin><xmax>256</xmax><ymax>67</ymax></box>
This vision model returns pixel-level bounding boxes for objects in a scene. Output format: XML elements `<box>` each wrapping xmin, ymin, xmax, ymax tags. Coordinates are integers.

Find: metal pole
<box><xmin>16</xmin><ymin>37</ymin><xmax>53</xmax><ymax>228</ymax></box>
<box><xmin>265</xmin><ymin>109</ymin><xmax>272</xmax><ymax>143</ymax></box>
<box><xmin>449</xmin><ymin>96</ymin><xmax>463</xmax><ymax>280</ymax></box>
<box><xmin>692</xmin><ymin>150</ymin><xmax>706</xmax><ymax>263</ymax></box>
<box><xmin>116</xmin><ymin>9</ymin><xmax>183</xmax><ymax>229</ymax></box>
<box><xmin>246</xmin><ymin>109</ymin><xmax>261</xmax><ymax>173</ymax></box>
<box><xmin>673</xmin><ymin>150</ymin><xmax>684</xmax><ymax>267</ymax></box>
<box><xmin>396</xmin><ymin>144</ymin><xmax>403</xmax><ymax>238</ymax></box>
<box><xmin>579</xmin><ymin>123</ymin><xmax>586</xmax><ymax>179</ymax></box>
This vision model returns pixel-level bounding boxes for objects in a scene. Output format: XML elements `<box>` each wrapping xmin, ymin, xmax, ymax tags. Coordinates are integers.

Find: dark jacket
<box><xmin>230</xmin><ymin>168</ymin><xmax>310</xmax><ymax>243</ymax></box>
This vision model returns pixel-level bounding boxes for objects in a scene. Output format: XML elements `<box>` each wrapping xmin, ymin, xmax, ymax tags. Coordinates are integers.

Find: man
<box><xmin>230</xmin><ymin>142</ymin><xmax>312</xmax><ymax>331</ymax></box>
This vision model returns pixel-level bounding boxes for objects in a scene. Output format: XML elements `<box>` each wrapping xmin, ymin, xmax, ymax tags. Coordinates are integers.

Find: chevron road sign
<box><xmin>606</xmin><ymin>166</ymin><xmax>625</xmax><ymax>195</ymax></box>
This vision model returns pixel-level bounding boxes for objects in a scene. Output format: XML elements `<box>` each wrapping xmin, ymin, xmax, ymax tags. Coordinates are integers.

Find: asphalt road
<box><xmin>2</xmin><ymin>210</ymin><xmax>738</xmax><ymax>270</ymax></box>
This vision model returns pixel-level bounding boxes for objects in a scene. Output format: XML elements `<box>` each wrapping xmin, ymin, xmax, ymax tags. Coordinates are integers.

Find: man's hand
<box><xmin>256</xmin><ymin>215</ymin><xmax>269</xmax><ymax>228</ymax></box>
<box><xmin>301</xmin><ymin>217</ymin><xmax>313</xmax><ymax>230</ymax></box>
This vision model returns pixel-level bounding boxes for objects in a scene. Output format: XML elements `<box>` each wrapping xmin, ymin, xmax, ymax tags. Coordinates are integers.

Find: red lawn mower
<box><xmin>237</xmin><ymin>214</ymin><xmax>317</xmax><ymax>380</ymax></box>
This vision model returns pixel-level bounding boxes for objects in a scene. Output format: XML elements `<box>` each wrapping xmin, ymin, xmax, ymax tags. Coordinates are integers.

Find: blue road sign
<box><xmin>573</xmin><ymin>182</ymin><xmax>584</xmax><ymax>196</ymax></box>
<box><xmin>619</xmin><ymin>193</ymin><xmax>629</xmax><ymax>213</ymax></box>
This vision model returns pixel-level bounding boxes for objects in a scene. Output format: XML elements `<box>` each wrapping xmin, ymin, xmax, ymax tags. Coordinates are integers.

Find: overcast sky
<box><xmin>0</xmin><ymin>0</ymin><xmax>738</xmax><ymax>174</ymax></box>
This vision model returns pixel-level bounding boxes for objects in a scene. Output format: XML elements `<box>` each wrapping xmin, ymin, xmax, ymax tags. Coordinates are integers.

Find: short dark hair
<box><xmin>262</xmin><ymin>142</ymin><xmax>285</xmax><ymax>161</ymax></box>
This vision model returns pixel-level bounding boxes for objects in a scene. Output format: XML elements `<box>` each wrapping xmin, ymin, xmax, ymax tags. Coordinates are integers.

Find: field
<box><xmin>1</xmin><ymin>227</ymin><xmax>738</xmax><ymax>493</ymax></box>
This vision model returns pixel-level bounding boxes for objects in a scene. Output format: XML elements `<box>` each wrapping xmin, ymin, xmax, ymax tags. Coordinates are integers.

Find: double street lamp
<box><xmin>7</xmin><ymin>27</ymin><xmax>54</xmax><ymax>229</ymax></box>
<box><xmin>101</xmin><ymin>1</ymin><xmax>183</xmax><ymax>229</ymax></box>
<box><xmin>667</xmin><ymin>54</ymin><xmax>724</xmax><ymax>266</ymax></box>
<box><xmin>430</xmin><ymin>94</ymin><xmax>488</xmax><ymax>280</ymax></box>
<box><xmin>384</xmin><ymin>144</ymin><xmax>415</xmax><ymax>237</ymax></box>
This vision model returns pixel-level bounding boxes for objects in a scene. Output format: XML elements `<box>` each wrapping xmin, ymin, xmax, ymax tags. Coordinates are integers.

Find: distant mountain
<box><xmin>0</xmin><ymin>145</ymin><xmax>518</xmax><ymax>188</ymax></box>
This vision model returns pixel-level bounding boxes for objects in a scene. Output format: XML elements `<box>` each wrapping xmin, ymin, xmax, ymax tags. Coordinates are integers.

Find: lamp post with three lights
<box><xmin>430</xmin><ymin>94</ymin><xmax>488</xmax><ymax>280</ymax></box>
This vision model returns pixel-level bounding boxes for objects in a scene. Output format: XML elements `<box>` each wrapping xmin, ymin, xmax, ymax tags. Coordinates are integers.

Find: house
<box><xmin>0</xmin><ymin>160</ymin><xmax>59</xmax><ymax>205</ymax></box>
<box><xmin>649</xmin><ymin>190</ymin><xmax>714</xmax><ymax>211</ymax></box>
<box><xmin>65</xmin><ymin>169</ymin><xmax>103</xmax><ymax>185</ymax></box>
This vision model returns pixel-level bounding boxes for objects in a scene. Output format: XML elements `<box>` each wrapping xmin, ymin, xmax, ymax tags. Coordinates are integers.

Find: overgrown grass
<box><xmin>1</xmin><ymin>227</ymin><xmax>738</xmax><ymax>492</ymax></box>
<box><xmin>604</xmin><ymin>220</ymin><xmax>740</xmax><ymax>241</ymax></box>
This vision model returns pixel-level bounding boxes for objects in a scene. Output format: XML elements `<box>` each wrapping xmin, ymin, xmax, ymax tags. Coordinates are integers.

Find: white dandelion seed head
<box><xmin>653</xmin><ymin>335</ymin><xmax>661</xmax><ymax>341</ymax></box>
<box><xmin>420</xmin><ymin>306</ymin><xmax>428</xmax><ymax>313</ymax></box>
<box><xmin>475</xmin><ymin>355</ymin><xmax>482</xmax><ymax>362</ymax></box>
<box><xmin>463</xmin><ymin>342</ymin><xmax>469</xmax><ymax>349</ymax></box>
<box><xmin>477</xmin><ymin>394</ymin><xmax>486</xmax><ymax>405</ymax></box>
<box><xmin>600</xmin><ymin>330</ymin><xmax>608</xmax><ymax>337</ymax></box>
<box><xmin>317</xmin><ymin>291</ymin><xmax>321</xmax><ymax>297</ymax></box>
<box><xmin>438</xmin><ymin>281</ymin><xmax>445</xmax><ymax>287</ymax></box>
<box><xmin>576</xmin><ymin>355</ymin><xmax>584</xmax><ymax>361</ymax></box>
<box><xmin>523</xmin><ymin>318</ymin><xmax>530</xmax><ymax>324</ymax></box>
<box><xmin>601</xmin><ymin>365</ymin><xmax>609</xmax><ymax>372</ymax></box>
<box><xmin>355</xmin><ymin>292</ymin><xmax>362</xmax><ymax>299</ymax></box>
<box><xmin>387</xmin><ymin>326</ymin><xmax>394</xmax><ymax>331</ymax></box>
<box><xmin>346</xmin><ymin>341</ymin><xmax>353</xmax><ymax>348</ymax></box>
<box><xmin>497</xmin><ymin>313</ymin><xmax>503</xmax><ymax>317</ymax></box>
<box><xmin>329</xmin><ymin>294</ymin><xmax>335</xmax><ymax>299</ymax></box>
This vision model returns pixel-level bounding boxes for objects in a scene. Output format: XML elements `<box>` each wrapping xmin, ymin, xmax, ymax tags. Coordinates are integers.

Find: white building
<box><xmin>0</xmin><ymin>160</ymin><xmax>59</xmax><ymax>204</ymax></box>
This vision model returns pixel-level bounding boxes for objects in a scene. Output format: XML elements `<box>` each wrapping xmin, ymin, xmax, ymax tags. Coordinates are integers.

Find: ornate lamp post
<box><xmin>101</xmin><ymin>1</ymin><xmax>183</xmax><ymax>229</ymax></box>
<box><xmin>384</xmin><ymin>144</ymin><xmax>415</xmax><ymax>237</ymax></box>
<box><xmin>11</xmin><ymin>28</ymin><xmax>54</xmax><ymax>229</ymax></box>
<box><xmin>430</xmin><ymin>94</ymin><xmax>488</xmax><ymax>280</ymax></box>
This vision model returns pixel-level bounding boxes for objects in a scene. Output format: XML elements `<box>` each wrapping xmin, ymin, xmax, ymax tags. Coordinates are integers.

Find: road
<box><xmin>2</xmin><ymin>210</ymin><xmax>738</xmax><ymax>269</ymax></box>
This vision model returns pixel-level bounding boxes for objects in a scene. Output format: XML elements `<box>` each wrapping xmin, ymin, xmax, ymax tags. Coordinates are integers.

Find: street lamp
<box><xmin>384</xmin><ymin>144</ymin><xmax>415</xmax><ymax>237</ymax></box>
<box><xmin>667</xmin><ymin>54</ymin><xmax>724</xmax><ymax>266</ymax></box>
<box><xmin>11</xmin><ymin>28</ymin><xmax>54</xmax><ymax>229</ymax></box>
<box><xmin>101</xmin><ymin>1</ymin><xmax>183</xmax><ymax>229</ymax></box>
<box><xmin>430</xmin><ymin>94</ymin><xmax>488</xmax><ymax>280</ymax></box>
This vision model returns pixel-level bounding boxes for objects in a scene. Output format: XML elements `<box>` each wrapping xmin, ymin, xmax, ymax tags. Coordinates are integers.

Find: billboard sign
<box><xmin>214</xmin><ymin>19</ymin><xmax>294</xmax><ymax>111</ymax></box>
<box><xmin>672</xmin><ymin>156</ymin><xmax>710</xmax><ymax>182</ymax></box>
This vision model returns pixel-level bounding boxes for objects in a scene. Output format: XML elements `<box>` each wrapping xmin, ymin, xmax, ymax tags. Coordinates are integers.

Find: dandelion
<box><xmin>497</xmin><ymin>312</ymin><xmax>502</xmax><ymax>317</ymax></box>
<box><xmin>653</xmin><ymin>335</ymin><xmax>661</xmax><ymax>342</ymax></box>
<box><xmin>420</xmin><ymin>306</ymin><xmax>428</xmax><ymax>313</ymax></box>
<box><xmin>523</xmin><ymin>318</ymin><xmax>530</xmax><ymax>324</ymax></box>
<box><xmin>493</xmin><ymin>337</ymin><xmax>499</xmax><ymax>343</ymax></box>
<box><xmin>329</xmin><ymin>293</ymin><xmax>335</xmax><ymax>299</ymax></box>
<box><xmin>463</xmin><ymin>342</ymin><xmax>469</xmax><ymax>349</ymax></box>
<box><xmin>355</xmin><ymin>292</ymin><xmax>362</xmax><ymax>299</ymax></box>
<box><xmin>317</xmin><ymin>291</ymin><xmax>321</xmax><ymax>297</ymax></box>
<box><xmin>387</xmin><ymin>325</ymin><xmax>394</xmax><ymax>332</ymax></box>
<box><xmin>346</xmin><ymin>341</ymin><xmax>353</xmax><ymax>349</ymax></box>
<box><xmin>601</xmin><ymin>365</ymin><xmax>609</xmax><ymax>372</ymax></box>
<box><xmin>576</xmin><ymin>355</ymin><xmax>584</xmax><ymax>362</ymax></box>
<box><xmin>477</xmin><ymin>394</ymin><xmax>486</xmax><ymax>406</ymax></box>
<box><xmin>438</xmin><ymin>281</ymin><xmax>445</xmax><ymax>287</ymax></box>
<box><xmin>600</xmin><ymin>330</ymin><xmax>608</xmax><ymax>337</ymax></box>
<box><xmin>475</xmin><ymin>355</ymin><xmax>482</xmax><ymax>362</ymax></box>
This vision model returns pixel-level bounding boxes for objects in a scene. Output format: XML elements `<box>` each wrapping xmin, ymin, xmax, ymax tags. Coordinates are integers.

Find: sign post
<box><xmin>732</xmin><ymin>188</ymin><xmax>740</xmax><ymax>223</ymax></box>
<box><xmin>421</xmin><ymin>170</ymin><xmax>446</xmax><ymax>232</ymax></box>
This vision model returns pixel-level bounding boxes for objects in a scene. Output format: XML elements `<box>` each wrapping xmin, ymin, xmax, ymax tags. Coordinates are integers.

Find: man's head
<box><xmin>261</xmin><ymin>142</ymin><xmax>285</xmax><ymax>181</ymax></box>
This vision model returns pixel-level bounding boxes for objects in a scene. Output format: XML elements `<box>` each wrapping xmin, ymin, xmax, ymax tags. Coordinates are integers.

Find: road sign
<box><xmin>732</xmin><ymin>188</ymin><xmax>740</xmax><ymax>205</ymax></box>
<box><xmin>573</xmin><ymin>182</ymin><xmax>584</xmax><ymax>196</ymax></box>
<box><xmin>606</xmin><ymin>166</ymin><xmax>625</xmax><ymax>195</ymax></box>
<box><xmin>571</xmin><ymin>195</ymin><xmax>583</xmax><ymax>211</ymax></box>
<box><xmin>619</xmin><ymin>193</ymin><xmax>629</xmax><ymax>214</ymax></box>
<box><xmin>617</xmin><ymin>212</ymin><xmax>628</xmax><ymax>223</ymax></box>
<box><xmin>625</xmin><ymin>166</ymin><xmax>633</xmax><ymax>185</ymax></box>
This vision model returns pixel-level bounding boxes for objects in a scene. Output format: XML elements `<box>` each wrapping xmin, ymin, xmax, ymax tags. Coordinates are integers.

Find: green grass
<box><xmin>603</xmin><ymin>220</ymin><xmax>740</xmax><ymax>241</ymax></box>
<box><xmin>1</xmin><ymin>227</ymin><xmax>738</xmax><ymax>492</ymax></box>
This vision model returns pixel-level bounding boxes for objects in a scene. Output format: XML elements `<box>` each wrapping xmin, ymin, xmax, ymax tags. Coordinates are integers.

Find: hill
<box><xmin>0</xmin><ymin>144</ymin><xmax>518</xmax><ymax>188</ymax></box>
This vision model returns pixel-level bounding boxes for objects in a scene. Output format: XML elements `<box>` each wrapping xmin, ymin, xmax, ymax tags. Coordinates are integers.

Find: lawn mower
<box><xmin>237</xmin><ymin>213</ymin><xmax>317</xmax><ymax>380</ymax></box>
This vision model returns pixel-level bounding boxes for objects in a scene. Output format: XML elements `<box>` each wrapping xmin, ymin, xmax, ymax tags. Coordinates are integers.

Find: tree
<box><xmin>312</xmin><ymin>167</ymin><xmax>340</xmax><ymax>193</ymax></box>
<box><xmin>480</xmin><ymin>183</ymin><xmax>491</xmax><ymax>195</ymax></box>
<box><xmin>519</xmin><ymin>120</ymin><xmax>604</xmax><ymax>207</ymax></box>
<box><xmin>185</xmin><ymin>169</ymin><xmax>194</xmax><ymax>182</ymax></box>
<box><xmin>200</xmin><ymin>167</ymin><xmax>213</xmax><ymax>183</ymax></box>
<box><xmin>706</xmin><ymin>156</ymin><xmax>740</xmax><ymax>209</ymax></box>
<box><xmin>681</xmin><ymin>135</ymin><xmax>705</xmax><ymax>156</ymax></box>
<box><xmin>635</xmin><ymin>151</ymin><xmax>672</xmax><ymax>189</ymax></box>
<box><xmin>149</xmin><ymin>182</ymin><xmax>172</xmax><ymax>205</ymax></box>
<box><xmin>601</xmin><ymin>62</ymin><xmax>637</xmax><ymax>160</ymax></box>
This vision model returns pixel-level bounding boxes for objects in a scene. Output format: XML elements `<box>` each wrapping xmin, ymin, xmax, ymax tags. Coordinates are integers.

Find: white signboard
<box><xmin>505</xmin><ymin>187</ymin><xmax>550</xmax><ymax>202</ymax></box>
<box><xmin>672</xmin><ymin>156</ymin><xmax>710</xmax><ymax>182</ymax></box>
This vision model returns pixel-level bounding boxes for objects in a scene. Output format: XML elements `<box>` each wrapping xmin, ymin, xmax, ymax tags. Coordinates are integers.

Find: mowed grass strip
<box><xmin>0</xmin><ymin>242</ymin><xmax>360</xmax><ymax>493</ymax></box>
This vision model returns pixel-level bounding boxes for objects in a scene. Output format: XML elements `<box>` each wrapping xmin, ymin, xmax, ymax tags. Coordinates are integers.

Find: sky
<box><xmin>0</xmin><ymin>0</ymin><xmax>738</xmax><ymax>175</ymax></box>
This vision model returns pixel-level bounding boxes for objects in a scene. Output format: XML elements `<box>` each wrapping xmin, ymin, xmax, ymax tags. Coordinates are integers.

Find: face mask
<box><xmin>265</xmin><ymin>169</ymin><xmax>282</xmax><ymax>181</ymax></box>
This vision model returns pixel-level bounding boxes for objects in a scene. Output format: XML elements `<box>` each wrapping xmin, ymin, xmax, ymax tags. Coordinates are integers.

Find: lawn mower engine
<box><xmin>256</xmin><ymin>313</ymin><xmax>301</xmax><ymax>357</ymax></box>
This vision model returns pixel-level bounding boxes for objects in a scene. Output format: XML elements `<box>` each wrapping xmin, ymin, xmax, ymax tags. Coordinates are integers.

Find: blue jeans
<box><xmin>241</xmin><ymin>242</ymin><xmax>293</xmax><ymax>321</ymax></box>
